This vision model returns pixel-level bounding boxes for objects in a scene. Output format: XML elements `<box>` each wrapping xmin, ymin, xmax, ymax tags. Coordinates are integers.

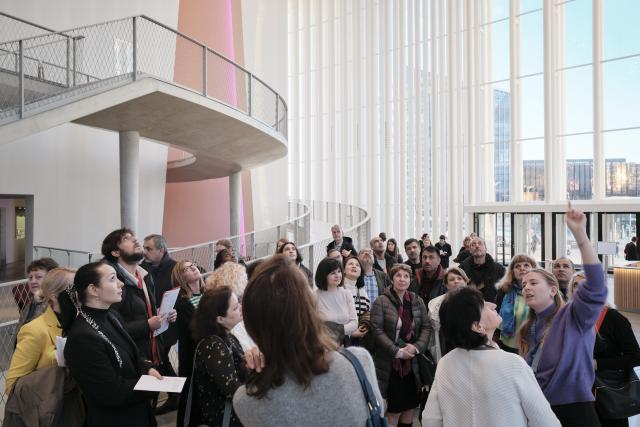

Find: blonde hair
<box><xmin>567</xmin><ymin>271</ymin><xmax>587</xmax><ymax>301</ymax></box>
<box><xmin>171</xmin><ymin>260</ymin><xmax>204</xmax><ymax>299</ymax></box>
<box><xmin>36</xmin><ymin>267</ymin><xmax>76</xmax><ymax>303</ymax></box>
<box><xmin>498</xmin><ymin>254</ymin><xmax>538</xmax><ymax>293</ymax></box>
<box><xmin>204</xmin><ymin>262</ymin><xmax>248</xmax><ymax>297</ymax></box>
<box><xmin>518</xmin><ymin>268</ymin><xmax>565</xmax><ymax>356</ymax></box>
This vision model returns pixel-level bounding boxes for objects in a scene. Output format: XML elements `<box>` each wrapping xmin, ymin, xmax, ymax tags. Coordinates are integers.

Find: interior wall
<box><xmin>0</xmin><ymin>1</ymin><xmax>179</xmax><ymax>252</ymax></box>
<box><xmin>241</xmin><ymin>0</ymin><xmax>289</xmax><ymax>230</ymax></box>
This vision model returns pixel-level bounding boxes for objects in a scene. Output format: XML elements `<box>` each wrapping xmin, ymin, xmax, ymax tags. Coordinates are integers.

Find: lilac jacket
<box><xmin>525</xmin><ymin>264</ymin><xmax>606</xmax><ymax>405</ymax></box>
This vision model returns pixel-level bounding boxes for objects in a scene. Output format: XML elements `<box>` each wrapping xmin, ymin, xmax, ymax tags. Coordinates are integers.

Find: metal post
<box><xmin>203</xmin><ymin>46</ymin><xmax>207</xmax><ymax>96</ymax></box>
<box><xmin>209</xmin><ymin>242</ymin><xmax>216</xmax><ymax>271</ymax></box>
<box><xmin>308</xmin><ymin>245</ymin><xmax>315</xmax><ymax>274</ymax></box>
<box><xmin>248</xmin><ymin>73</ymin><xmax>252</xmax><ymax>116</ymax></box>
<box><xmin>132</xmin><ymin>16</ymin><xmax>137</xmax><ymax>80</ymax></box>
<box><xmin>18</xmin><ymin>40</ymin><xmax>24</xmax><ymax>118</ymax></box>
<box><xmin>66</xmin><ymin>37</ymin><xmax>71</xmax><ymax>87</ymax></box>
<box><xmin>276</xmin><ymin>225</ymin><xmax>281</xmax><ymax>239</ymax></box>
<box><xmin>72</xmin><ymin>37</ymin><xmax>77</xmax><ymax>87</ymax></box>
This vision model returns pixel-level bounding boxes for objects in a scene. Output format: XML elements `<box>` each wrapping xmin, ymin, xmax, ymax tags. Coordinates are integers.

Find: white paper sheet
<box><xmin>134</xmin><ymin>375</ymin><xmax>187</xmax><ymax>393</ymax></box>
<box><xmin>153</xmin><ymin>287</ymin><xmax>180</xmax><ymax>337</ymax></box>
<box><xmin>55</xmin><ymin>336</ymin><xmax>67</xmax><ymax>367</ymax></box>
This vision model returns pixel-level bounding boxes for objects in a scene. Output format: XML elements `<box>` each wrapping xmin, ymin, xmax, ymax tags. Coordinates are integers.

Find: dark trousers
<box><xmin>551</xmin><ymin>402</ymin><xmax>601</xmax><ymax>427</ymax></box>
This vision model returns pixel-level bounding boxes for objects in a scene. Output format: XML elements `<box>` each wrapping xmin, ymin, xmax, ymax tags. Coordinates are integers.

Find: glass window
<box><xmin>520</xmin><ymin>0</ymin><xmax>542</xmax><ymax>14</ymax></box>
<box><xmin>602</xmin><ymin>213</ymin><xmax>637</xmax><ymax>266</ymax></box>
<box><xmin>488</xmin><ymin>19</ymin><xmax>510</xmax><ymax>82</ymax></box>
<box><xmin>519</xmin><ymin>74</ymin><xmax>545</xmax><ymax>139</ymax></box>
<box><xmin>519</xmin><ymin>9</ymin><xmax>543</xmax><ymax>76</ymax></box>
<box><xmin>564</xmin><ymin>134</ymin><xmax>594</xmax><ymax>200</ymax></box>
<box><xmin>522</xmin><ymin>138</ymin><xmax>545</xmax><ymax>201</ymax></box>
<box><xmin>491</xmin><ymin>0</ymin><xmax>510</xmax><ymax>22</ymax></box>
<box><xmin>560</xmin><ymin>65</ymin><xmax>593</xmax><ymax>135</ymax></box>
<box><xmin>514</xmin><ymin>213</ymin><xmax>543</xmax><ymax>262</ymax></box>
<box><xmin>604</xmin><ymin>0</ymin><xmax>640</xmax><ymax>61</ymax></box>
<box><xmin>493</xmin><ymin>85</ymin><xmax>511</xmax><ymax>202</ymax></box>
<box><xmin>558</xmin><ymin>0</ymin><xmax>592</xmax><ymax>68</ymax></box>
<box><xmin>604</xmin><ymin>129</ymin><xmax>640</xmax><ymax>198</ymax></box>
<box><xmin>603</xmin><ymin>58</ymin><xmax>640</xmax><ymax>131</ymax></box>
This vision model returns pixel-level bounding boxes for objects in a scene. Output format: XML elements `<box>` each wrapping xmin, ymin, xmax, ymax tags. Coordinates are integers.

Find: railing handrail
<box><xmin>0</xmin><ymin>11</ymin><xmax>58</xmax><ymax>34</ymax></box>
<box><xmin>297</xmin><ymin>204</ymin><xmax>370</xmax><ymax>251</ymax></box>
<box><xmin>170</xmin><ymin>200</ymin><xmax>311</xmax><ymax>252</ymax></box>
<box><xmin>32</xmin><ymin>245</ymin><xmax>95</xmax><ymax>255</ymax></box>
<box><xmin>0</xmin><ymin>278</ymin><xmax>28</xmax><ymax>289</ymax></box>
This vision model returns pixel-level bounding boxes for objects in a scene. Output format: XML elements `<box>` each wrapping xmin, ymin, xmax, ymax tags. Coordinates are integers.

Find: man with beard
<box><xmin>357</xmin><ymin>248</ymin><xmax>391</xmax><ymax>302</ymax></box>
<box><xmin>551</xmin><ymin>256</ymin><xmax>575</xmax><ymax>300</ymax></box>
<box><xmin>370</xmin><ymin>236</ymin><xmax>394</xmax><ymax>275</ymax></box>
<box><xmin>403</xmin><ymin>238</ymin><xmax>422</xmax><ymax>277</ymax></box>
<box><xmin>412</xmin><ymin>246</ymin><xmax>445</xmax><ymax>303</ymax></box>
<box><xmin>460</xmin><ymin>237</ymin><xmax>505</xmax><ymax>302</ymax></box>
<box><xmin>101</xmin><ymin>229</ymin><xmax>177</xmax><ymax>374</ymax></box>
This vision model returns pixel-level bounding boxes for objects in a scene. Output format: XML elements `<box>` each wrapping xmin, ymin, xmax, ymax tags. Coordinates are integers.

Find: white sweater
<box><xmin>422</xmin><ymin>347</ymin><xmax>560</xmax><ymax>427</ymax></box>
<box><xmin>315</xmin><ymin>288</ymin><xmax>358</xmax><ymax>336</ymax></box>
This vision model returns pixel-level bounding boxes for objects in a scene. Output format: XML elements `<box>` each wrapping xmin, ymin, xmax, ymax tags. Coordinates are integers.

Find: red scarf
<box><xmin>392</xmin><ymin>292</ymin><xmax>414</xmax><ymax>377</ymax></box>
<box><xmin>136</xmin><ymin>271</ymin><xmax>159</xmax><ymax>365</ymax></box>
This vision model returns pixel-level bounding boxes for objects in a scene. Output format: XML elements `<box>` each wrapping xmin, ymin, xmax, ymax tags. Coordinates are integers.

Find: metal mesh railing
<box><xmin>32</xmin><ymin>246</ymin><xmax>99</xmax><ymax>268</ymax></box>
<box><xmin>0</xmin><ymin>12</ymin><xmax>55</xmax><ymax>43</ymax></box>
<box><xmin>0</xmin><ymin>15</ymin><xmax>287</xmax><ymax>138</ymax></box>
<box><xmin>297</xmin><ymin>201</ymin><xmax>371</xmax><ymax>275</ymax></box>
<box><xmin>169</xmin><ymin>200</ymin><xmax>311</xmax><ymax>269</ymax></box>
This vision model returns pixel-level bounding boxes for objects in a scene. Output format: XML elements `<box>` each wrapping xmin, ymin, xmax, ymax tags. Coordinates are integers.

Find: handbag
<box><xmin>339</xmin><ymin>349</ymin><xmax>389</xmax><ymax>427</ymax></box>
<box><xmin>593</xmin><ymin>307</ymin><xmax>640</xmax><ymax>419</ymax></box>
<box><xmin>594</xmin><ymin>368</ymin><xmax>640</xmax><ymax>419</ymax></box>
<box><xmin>416</xmin><ymin>350</ymin><xmax>437</xmax><ymax>388</ymax></box>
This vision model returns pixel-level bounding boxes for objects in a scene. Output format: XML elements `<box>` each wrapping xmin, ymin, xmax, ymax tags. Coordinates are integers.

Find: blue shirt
<box><xmin>363</xmin><ymin>273</ymin><xmax>379</xmax><ymax>304</ymax></box>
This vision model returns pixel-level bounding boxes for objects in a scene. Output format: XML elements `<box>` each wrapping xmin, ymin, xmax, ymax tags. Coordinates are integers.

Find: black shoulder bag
<box><xmin>339</xmin><ymin>349</ymin><xmax>389</xmax><ymax>427</ymax></box>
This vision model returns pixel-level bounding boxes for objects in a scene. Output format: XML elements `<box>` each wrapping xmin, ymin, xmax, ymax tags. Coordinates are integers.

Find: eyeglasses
<box><xmin>182</xmin><ymin>263</ymin><xmax>199</xmax><ymax>273</ymax></box>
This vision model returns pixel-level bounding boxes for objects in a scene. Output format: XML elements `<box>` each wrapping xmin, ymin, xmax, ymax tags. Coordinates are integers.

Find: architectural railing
<box><xmin>0</xmin><ymin>12</ymin><xmax>57</xmax><ymax>43</ymax></box>
<box><xmin>169</xmin><ymin>200</ymin><xmax>311</xmax><ymax>270</ymax></box>
<box><xmin>32</xmin><ymin>246</ymin><xmax>99</xmax><ymax>268</ymax></box>
<box><xmin>296</xmin><ymin>201</ymin><xmax>371</xmax><ymax>275</ymax></box>
<box><xmin>0</xmin><ymin>14</ymin><xmax>288</xmax><ymax>138</ymax></box>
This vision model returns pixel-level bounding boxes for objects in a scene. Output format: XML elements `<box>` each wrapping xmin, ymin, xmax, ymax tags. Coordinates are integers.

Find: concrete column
<box><xmin>230</xmin><ymin>171</ymin><xmax>242</xmax><ymax>237</ymax></box>
<box><xmin>119</xmin><ymin>131</ymin><xmax>139</xmax><ymax>231</ymax></box>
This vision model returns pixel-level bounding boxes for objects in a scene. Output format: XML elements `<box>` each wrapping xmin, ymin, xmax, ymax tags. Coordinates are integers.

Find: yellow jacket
<box><xmin>6</xmin><ymin>305</ymin><xmax>61</xmax><ymax>393</ymax></box>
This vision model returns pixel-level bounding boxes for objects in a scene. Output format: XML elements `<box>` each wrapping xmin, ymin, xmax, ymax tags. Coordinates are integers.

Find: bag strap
<box><xmin>222</xmin><ymin>401</ymin><xmax>232</xmax><ymax>427</ymax></box>
<box><xmin>339</xmin><ymin>349</ymin><xmax>383</xmax><ymax>421</ymax></box>
<box><xmin>595</xmin><ymin>306</ymin><xmax>608</xmax><ymax>334</ymax></box>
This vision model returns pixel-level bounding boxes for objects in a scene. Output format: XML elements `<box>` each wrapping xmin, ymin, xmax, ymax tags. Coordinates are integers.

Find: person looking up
<box><xmin>551</xmin><ymin>256</ymin><xmax>575</xmax><ymax>300</ymax></box>
<box><xmin>422</xmin><ymin>287</ymin><xmax>560</xmax><ymax>427</ymax></box>
<box><xmin>495</xmin><ymin>254</ymin><xmax>536</xmax><ymax>353</ymax></box>
<box><xmin>357</xmin><ymin>248</ymin><xmax>391</xmax><ymax>304</ymax></box>
<box><xmin>370</xmin><ymin>236</ymin><xmax>393</xmax><ymax>275</ymax></box>
<box><xmin>519</xmin><ymin>204</ymin><xmax>606</xmax><ymax>426</ymax></box>
<box><xmin>460</xmin><ymin>237</ymin><xmax>505</xmax><ymax>302</ymax></box>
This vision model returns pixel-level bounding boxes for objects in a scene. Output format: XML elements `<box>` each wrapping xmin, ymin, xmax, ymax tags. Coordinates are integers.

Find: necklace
<box><xmin>78</xmin><ymin>309</ymin><xmax>123</xmax><ymax>368</ymax></box>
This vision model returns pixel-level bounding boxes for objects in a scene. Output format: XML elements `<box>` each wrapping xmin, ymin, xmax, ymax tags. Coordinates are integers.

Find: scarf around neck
<box><xmin>392</xmin><ymin>292</ymin><xmax>414</xmax><ymax>377</ymax></box>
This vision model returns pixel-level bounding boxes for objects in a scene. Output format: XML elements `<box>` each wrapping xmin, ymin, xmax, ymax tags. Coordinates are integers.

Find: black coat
<box><xmin>64</xmin><ymin>307</ymin><xmax>156</xmax><ymax>427</ymax></box>
<box><xmin>453</xmin><ymin>247</ymin><xmax>471</xmax><ymax>264</ymax></box>
<box><xmin>326</xmin><ymin>236</ymin><xmax>359</xmax><ymax>257</ymax></box>
<box><xmin>434</xmin><ymin>242</ymin><xmax>453</xmax><ymax>268</ymax></box>
<box><xmin>624</xmin><ymin>242</ymin><xmax>638</xmax><ymax>261</ymax></box>
<box><xmin>141</xmin><ymin>254</ymin><xmax>178</xmax><ymax>347</ymax></box>
<box><xmin>460</xmin><ymin>254</ymin><xmax>506</xmax><ymax>302</ymax></box>
<box><xmin>109</xmin><ymin>262</ymin><xmax>159</xmax><ymax>362</ymax></box>
<box><xmin>594</xmin><ymin>307</ymin><xmax>640</xmax><ymax>373</ymax></box>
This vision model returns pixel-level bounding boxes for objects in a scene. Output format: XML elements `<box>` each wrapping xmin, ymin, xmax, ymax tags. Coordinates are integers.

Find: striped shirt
<box><xmin>344</xmin><ymin>279</ymin><xmax>371</xmax><ymax>316</ymax></box>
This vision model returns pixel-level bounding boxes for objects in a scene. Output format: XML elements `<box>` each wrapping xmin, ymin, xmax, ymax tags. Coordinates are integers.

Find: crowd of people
<box><xmin>4</xmin><ymin>205</ymin><xmax>640</xmax><ymax>427</ymax></box>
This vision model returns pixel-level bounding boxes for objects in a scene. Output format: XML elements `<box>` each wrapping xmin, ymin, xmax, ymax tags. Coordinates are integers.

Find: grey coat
<box><xmin>370</xmin><ymin>287</ymin><xmax>432</xmax><ymax>397</ymax></box>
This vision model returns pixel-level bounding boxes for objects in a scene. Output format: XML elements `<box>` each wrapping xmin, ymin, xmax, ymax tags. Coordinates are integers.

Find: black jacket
<box><xmin>434</xmin><ymin>242</ymin><xmax>453</xmax><ymax>268</ymax></box>
<box><xmin>109</xmin><ymin>262</ymin><xmax>158</xmax><ymax>362</ymax></box>
<box><xmin>453</xmin><ymin>247</ymin><xmax>471</xmax><ymax>264</ymax></box>
<box><xmin>624</xmin><ymin>242</ymin><xmax>638</xmax><ymax>261</ymax></box>
<box><xmin>141</xmin><ymin>253</ymin><xmax>178</xmax><ymax>347</ymax></box>
<box><xmin>594</xmin><ymin>307</ymin><xmax>640</xmax><ymax>373</ymax></box>
<box><xmin>326</xmin><ymin>236</ymin><xmax>359</xmax><ymax>257</ymax></box>
<box><xmin>460</xmin><ymin>254</ymin><xmax>505</xmax><ymax>302</ymax></box>
<box><xmin>372</xmin><ymin>253</ymin><xmax>394</xmax><ymax>275</ymax></box>
<box><xmin>64</xmin><ymin>307</ymin><xmax>156</xmax><ymax>427</ymax></box>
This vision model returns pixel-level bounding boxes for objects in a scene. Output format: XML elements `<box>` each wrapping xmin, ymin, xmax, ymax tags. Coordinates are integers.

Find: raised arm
<box><xmin>566</xmin><ymin>202</ymin><xmax>598</xmax><ymax>265</ymax></box>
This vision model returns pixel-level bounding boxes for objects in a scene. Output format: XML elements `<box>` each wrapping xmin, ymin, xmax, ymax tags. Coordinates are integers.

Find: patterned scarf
<box><xmin>392</xmin><ymin>292</ymin><xmax>414</xmax><ymax>377</ymax></box>
<box><xmin>499</xmin><ymin>281</ymin><xmax>524</xmax><ymax>337</ymax></box>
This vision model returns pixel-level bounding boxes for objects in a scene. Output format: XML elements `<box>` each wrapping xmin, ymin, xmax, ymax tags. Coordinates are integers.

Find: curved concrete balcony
<box><xmin>0</xmin><ymin>15</ymin><xmax>287</xmax><ymax>181</ymax></box>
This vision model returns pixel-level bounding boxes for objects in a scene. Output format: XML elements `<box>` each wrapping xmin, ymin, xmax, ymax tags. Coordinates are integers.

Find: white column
<box><xmin>304</xmin><ymin>0</ymin><xmax>312</xmax><ymax>201</ymax></box>
<box><xmin>229</xmin><ymin>171</ymin><xmax>241</xmax><ymax>236</ymax></box>
<box><xmin>593</xmin><ymin>0</ymin><xmax>605</xmax><ymax>200</ymax></box>
<box><xmin>289</xmin><ymin>0</ymin><xmax>300</xmax><ymax>201</ymax></box>
<box><xmin>510</xmin><ymin>0</ymin><xmax>523</xmax><ymax>202</ymax></box>
<box><xmin>543</xmin><ymin>0</ymin><xmax>558</xmax><ymax>203</ymax></box>
<box><xmin>119</xmin><ymin>130</ymin><xmax>139</xmax><ymax>231</ymax></box>
<box><xmin>315</xmin><ymin>0</ymin><xmax>323</xmax><ymax>202</ymax></box>
<box><xmin>466</xmin><ymin>0</ymin><xmax>477</xmax><ymax>208</ymax></box>
<box><xmin>430</xmin><ymin>0</ymin><xmax>439</xmax><ymax>235</ymax></box>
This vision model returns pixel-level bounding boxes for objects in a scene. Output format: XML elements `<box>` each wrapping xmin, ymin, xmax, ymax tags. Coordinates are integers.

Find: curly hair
<box><xmin>204</xmin><ymin>262</ymin><xmax>248</xmax><ymax>297</ymax></box>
